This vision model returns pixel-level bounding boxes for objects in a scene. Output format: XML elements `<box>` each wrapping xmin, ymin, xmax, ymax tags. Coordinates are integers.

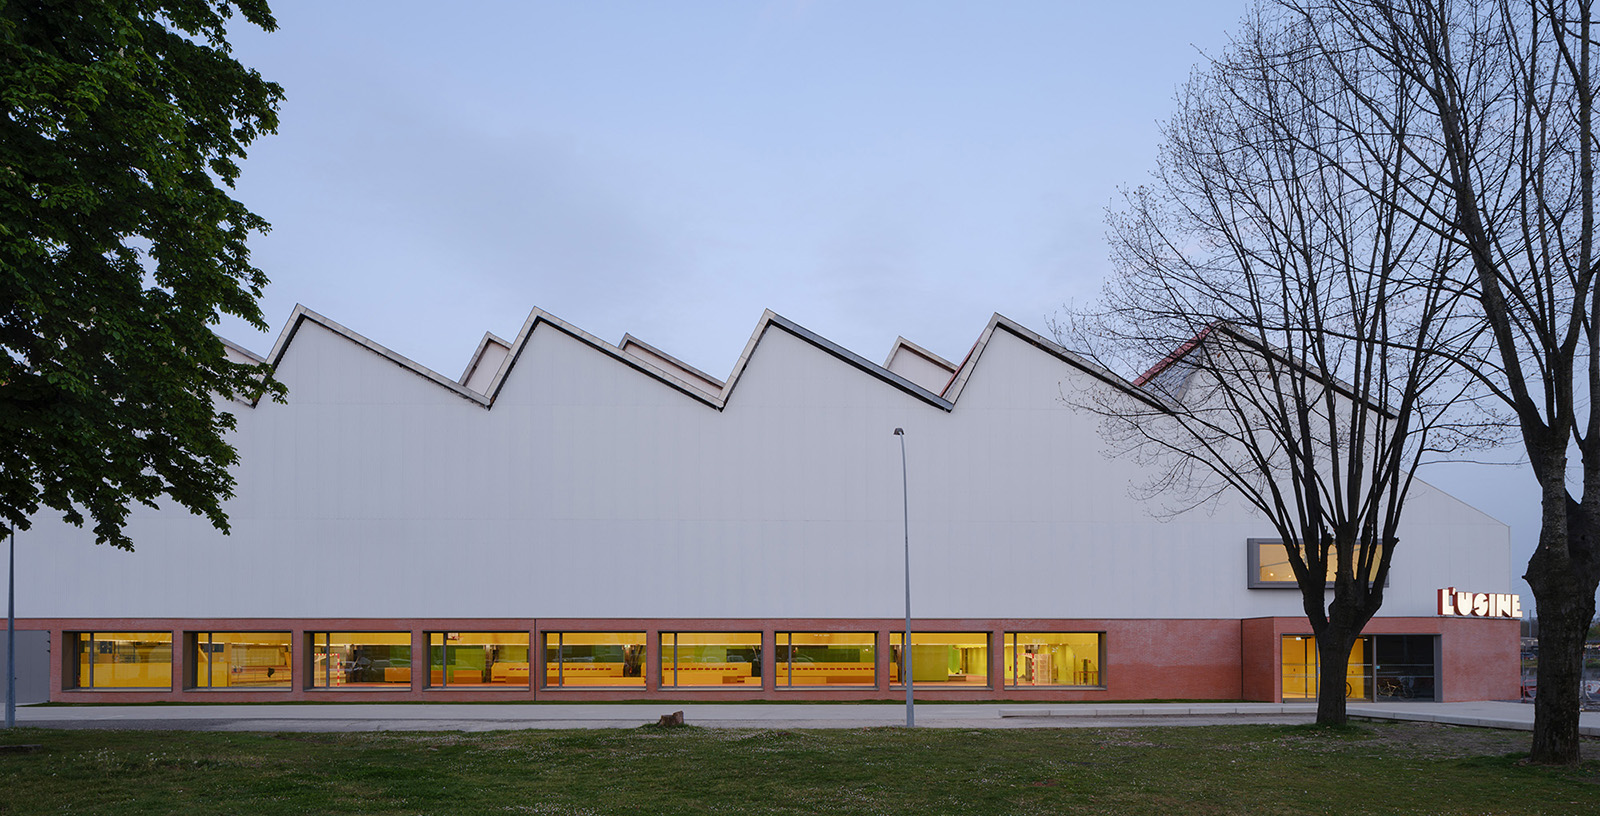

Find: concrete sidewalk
<box><xmin>7</xmin><ymin>702</ymin><xmax>1305</xmax><ymax>732</ymax></box>
<box><xmin>999</xmin><ymin>701</ymin><xmax>1600</xmax><ymax>736</ymax></box>
<box><xmin>1352</xmin><ymin>701</ymin><xmax>1600</xmax><ymax>736</ymax></box>
<box><xmin>7</xmin><ymin>700</ymin><xmax>1590</xmax><ymax>734</ymax></box>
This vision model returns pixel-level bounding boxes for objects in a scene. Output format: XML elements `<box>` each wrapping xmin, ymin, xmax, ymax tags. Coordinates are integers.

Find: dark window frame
<box><xmin>1003</xmin><ymin>631</ymin><xmax>1107</xmax><ymax>689</ymax></box>
<box><xmin>1248</xmin><ymin>538</ymin><xmax>1389</xmax><ymax>590</ymax></box>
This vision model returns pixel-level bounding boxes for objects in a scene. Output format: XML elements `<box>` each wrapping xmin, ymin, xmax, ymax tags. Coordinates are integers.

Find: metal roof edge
<box><xmin>760</xmin><ymin>313</ymin><xmax>954</xmax><ymax>411</ymax></box>
<box><xmin>883</xmin><ymin>336</ymin><xmax>957</xmax><ymax>373</ymax></box>
<box><xmin>482</xmin><ymin>308</ymin><xmax>725</xmax><ymax>409</ymax></box>
<box><xmin>241</xmin><ymin>306</ymin><xmax>1164</xmax><ymax>418</ymax></box>
<box><xmin>943</xmin><ymin>314</ymin><xmax>1168</xmax><ymax>411</ymax></box>
<box><xmin>1188</xmin><ymin>322</ymin><xmax>1398</xmax><ymax>420</ymax></box>
<box><xmin>269</xmin><ymin>306</ymin><xmax>492</xmax><ymax>407</ymax></box>
<box><xmin>618</xmin><ymin>332</ymin><xmax>727</xmax><ymax>389</ymax></box>
<box><xmin>458</xmin><ymin>331</ymin><xmax>512</xmax><ymax>386</ymax></box>
<box><xmin>218</xmin><ymin>336</ymin><xmax>266</xmax><ymax>364</ymax></box>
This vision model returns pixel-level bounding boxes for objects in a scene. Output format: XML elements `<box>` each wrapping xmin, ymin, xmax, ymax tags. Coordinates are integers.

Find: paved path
<box><xmin>1350</xmin><ymin>700</ymin><xmax>1600</xmax><ymax>736</ymax></box>
<box><xmin>1001</xmin><ymin>701</ymin><xmax>1600</xmax><ymax>736</ymax></box>
<box><xmin>8</xmin><ymin>700</ymin><xmax>1594</xmax><ymax>734</ymax></box>
<box><xmin>7</xmin><ymin>702</ymin><xmax>1310</xmax><ymax>732</ymax></box>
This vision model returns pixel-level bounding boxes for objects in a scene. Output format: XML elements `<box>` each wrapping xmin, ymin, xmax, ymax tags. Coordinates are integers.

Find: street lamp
<box><xmin>5</xmin><ymin>525</ymin><xmax>13</xmax><ymax>729</ymax></box>
<box><xmin>893</xmin><ymin>428</ymin><xmax>913</xmax><ymax>728</ymax></box>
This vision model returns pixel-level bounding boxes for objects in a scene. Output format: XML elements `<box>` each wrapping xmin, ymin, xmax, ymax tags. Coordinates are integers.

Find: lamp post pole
<box><xmin>6</xmin><ymin>525</ymin><xmax>14</xmax><ymax>729</ymax></box>
<box><xmin>894</xmin><ymin>428</ymin><xmax>913</xmax><ymax>728</ymax></box>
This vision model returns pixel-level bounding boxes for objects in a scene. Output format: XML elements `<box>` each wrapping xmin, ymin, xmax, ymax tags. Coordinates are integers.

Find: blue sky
<box><xmin>218</xmin><ymin>1</ymin><xmax>1542</xmax><ymax>601</ymax></box>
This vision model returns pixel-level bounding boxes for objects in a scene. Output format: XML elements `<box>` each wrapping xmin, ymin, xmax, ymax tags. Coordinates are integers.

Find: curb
<box><xmin>1346</xmin><ymin>707</ymin><xmax>1600</xmax><ymax>737</ymax></box>
<box><xmin>998</xmin><ymin>704</ymin><xmax>1316</xmax><ymax>718</ymax></box>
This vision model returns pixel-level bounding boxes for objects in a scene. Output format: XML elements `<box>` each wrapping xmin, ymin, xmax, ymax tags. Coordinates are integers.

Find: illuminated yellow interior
<box><xmin>544</xmin><ymin>632</ymin><xmax>647</xmax><ymax>687</ymax></box>
<box><xmin>777</xmin><ymin>632</ymin><xmax>876</xmax><ymax>686</ymax></box>
<box><xmin>194</xmin><ymin>632</ymin><xmax>291</xmax><ymax>689</ymax></box>
<box><xmin>310</xmin><ymin>631</ymin><xmax>412</xmax><ymax>688</ymax></box>
<box><xmin>1280</xmin><ymin>635</ymin><xmax>1370</xmax><ymax>700</ymax></box>
<box><xmin>75</xmin><ymin>632</ymin><xmax>172</xmax><ymax>689</ymax></box>
<box><xmin>1257</xmin><ymin>541</ymin><xmax>1385</xmax><ymax>584</ymax></box>
<box><xmin>889</xmin><ymin>632</ymin><xmax>988</xmax><ymax>687</ymax></box>
<box><xmin>1349</xmin><ymin>638</ymin><xmax>1369</xmax><ymax>699</ymax></box>
<box><xmin>1004</xmin><ymin>633</ymin><xmax>1102</xmax><ymax>687</ymax></box>
<box><xmin>429</xmin><ymin>632</ymin><xmax>530</xmax><ymax>687</ymax></box>
<box><xmin>660</xmin><ymin>632</ymin><xmax>762</xmax><ymax>687</ymax></box>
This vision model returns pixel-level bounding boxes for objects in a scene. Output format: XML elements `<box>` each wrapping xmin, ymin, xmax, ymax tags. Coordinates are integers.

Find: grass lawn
<box><xmin>0</xmin><ymin>722</ymin><xmax>1596</xmax><ymax>815</ymax></box>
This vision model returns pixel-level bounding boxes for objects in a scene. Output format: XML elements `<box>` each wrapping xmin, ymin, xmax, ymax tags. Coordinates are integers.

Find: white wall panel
<box><xmin>17</xmin><ymin>312</ymin><xmax>1513</xmax><ymax>623</ymax></box>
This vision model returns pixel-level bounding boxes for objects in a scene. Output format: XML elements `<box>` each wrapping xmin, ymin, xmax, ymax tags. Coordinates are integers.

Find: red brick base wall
<box><xmin>1238</xmin><ymin>616</ymin><xmax>1519</xmax><ymax>702</ymax></box>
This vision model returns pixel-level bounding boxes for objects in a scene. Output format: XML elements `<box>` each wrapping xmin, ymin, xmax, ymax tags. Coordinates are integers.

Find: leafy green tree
<box><xmin>0</xmin><ymin>1</ymin><xmax>285</xmax><ymax>550</ymax></box>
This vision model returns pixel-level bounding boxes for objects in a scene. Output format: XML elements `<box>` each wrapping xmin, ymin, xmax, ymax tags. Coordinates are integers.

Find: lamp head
<box><xmin>893</xmin><ymin>428</ymin><xmax>904</xmax><ymax>436</ymax></box>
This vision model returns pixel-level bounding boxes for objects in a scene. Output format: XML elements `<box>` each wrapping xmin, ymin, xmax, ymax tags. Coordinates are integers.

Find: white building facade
<box><xmin>16</xmin><ymin>306</ymin><xmax>1520</xmax><ymax>703</ymax></box>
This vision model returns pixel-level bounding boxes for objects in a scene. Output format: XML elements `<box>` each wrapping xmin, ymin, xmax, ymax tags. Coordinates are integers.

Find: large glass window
<box><xmin>1375</xmin><ymin>635</ymin><xmax>1438</xmax><ymax>700</ymax></box>
<box><xmin>1281</xmin><ymin>635</ymin><xmax>1322</xmax><ymax>700</ymax></box>
<box><xmin>1251</xmin><ymin>539</ymin><xmax>1386</xmax><ymax>588</ymax></box>
<box><xmin>890</xmin><ymin>632</ymin><xmax>989</xmax><ymax>687</ymax></box>
<box><xmin>775</xmin><ymin>632</ymin><xmax>875</xmax><ymax>687</ymax></box>
<box><xmin>1348</xmin><ymin>638</ymin><xmax>1372</xmax><ymax>699</ymax></box>
<box><xmin>1282</xmin><ymin>635</ymin><xmax>1435</xmax><ymax>701</ymax></box>
<box><xmin>1004</xmin><ymin>633</ymin><xmax>1103</xmax><ymax>687</ymax></box>
<box><xmin>192</xmin><ymin>632</ymin><xmax>291</xmax><ymax>689</ymax></box>
<box><xmin>73</xmin><ymin>632</ymin><xmax>172</xmax><ymax>689</ymax></box>
<box><xmin>429</xmin><ymin>632</ymin><xmax>530</xmax><ymax>688</ymax></box>
<box><xmin>1282</xmin><ymin>635</ymin><xmax>1371</xmax><ymax>699</ymax></box>
<box><xmin>310</xmin><ymin>632</ymin><xmax>412</xmax><ymax>688</ymax></box>
<box><xmin>660</xmin><ymin>633</ymin><xmax>761</xmax><ymax>687</ymax></box>
<box><xmin>544</xmin><ymin>632</ymin><xmax>646</xmax><ymax>687</ymax></box>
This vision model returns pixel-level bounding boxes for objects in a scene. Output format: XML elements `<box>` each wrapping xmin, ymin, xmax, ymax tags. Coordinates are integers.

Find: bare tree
<box><xmin>1058</xmin><ymin>6</ymin><xmax>1483</xmax><ymax>726</ymax></box>
<box><xmin>1251</xmin><ymin>0</ymin><xmax>1600</xmax><ymax>765</ymax></box>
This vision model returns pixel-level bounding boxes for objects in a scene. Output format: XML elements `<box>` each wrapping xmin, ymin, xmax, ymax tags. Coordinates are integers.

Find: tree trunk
<box><xmin>1526</xmin><ymin>543</ymin><xmax>1598</xmax><ymax>765</ymax></box>
<box><xmin>1315</xmin><ymin>628</ymin><xmax>1355</xmax><ymax>726</ymax></box>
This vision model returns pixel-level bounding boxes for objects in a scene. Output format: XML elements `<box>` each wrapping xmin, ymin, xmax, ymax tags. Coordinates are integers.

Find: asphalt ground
<box><xmin>8</xmin><ymin>701</ymin><xmax>1592</xmax><ymax>734</ymax></box>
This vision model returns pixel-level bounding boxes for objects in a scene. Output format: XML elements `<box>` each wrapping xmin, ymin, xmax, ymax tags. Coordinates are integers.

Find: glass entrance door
<box><xmin>1374</xmin><ymin>635</ymin><xmax>1437</xmax><ymax>700</ymax></box>
<box><xmin>1281</xmin><ymin>634</ymin><xmax>1437</xmax><ymax>702</ymax></box>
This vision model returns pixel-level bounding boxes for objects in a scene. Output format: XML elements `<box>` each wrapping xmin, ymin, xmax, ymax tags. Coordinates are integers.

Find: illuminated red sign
<box><xmin>1436</xmin><ymin>587</ymin><xmax>1521</xmax><ymax>618</ymax></box>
